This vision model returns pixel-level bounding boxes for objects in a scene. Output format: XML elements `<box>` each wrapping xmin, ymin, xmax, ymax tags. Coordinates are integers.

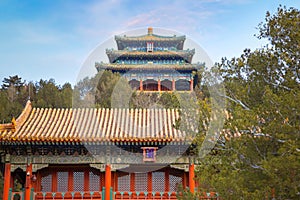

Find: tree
<box><xmin>74</xmin><ymin>70</ymin><xmax>124</xmax><ymax>108</ymax></box>
<box><xmin>60</xmin><ymin>83</ymin><xmax>73</xmax><ymax>108</ymax></box>
<box><xmin>0</xmin><ymin>76</ymin><xmax>27</xmax><ymax>122</ymax></box>
<box><xmin>257</xmin><ymin>5</ymin><xmax>300</xmax><ymax>82</ymax></box>
<box><xmin>34</xmin><ymin>79</ymin><xmax>61</xmax><ymax>108</ymax></box>
<box><xmin>0</xmin><ymin>76</ymin><xmax>73</xmax><ymax>122</ymax></box>
<box><xmin>189</xmin><ymin>5</ymin><xmax>300</xmax><ymax>200</ymax></box>
<box><xmin>1</xmin><ymin>75</ymin><xmax>24</xmax><ymax>90</ymax></box>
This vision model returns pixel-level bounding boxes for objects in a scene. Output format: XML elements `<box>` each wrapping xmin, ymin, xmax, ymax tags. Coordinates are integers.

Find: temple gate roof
<box><xmin>0</xmin><ymin>101</ymin><xmax>192</xmax><ymax>144</ymax></box>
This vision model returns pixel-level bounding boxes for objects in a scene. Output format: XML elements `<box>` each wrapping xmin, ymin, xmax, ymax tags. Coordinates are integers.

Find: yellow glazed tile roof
<box><xmin>0</xmin><ymin>101</ymin><xmax>188</xmax><ymax>143</ymax></box>
<box><xmin>115</xmin><ymin>34</ymin><xmax>186</xmax><ymax>42</ymax></box>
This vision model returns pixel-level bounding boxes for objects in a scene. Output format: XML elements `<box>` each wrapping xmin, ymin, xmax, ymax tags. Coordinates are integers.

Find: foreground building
<box><xmin>0</xmin><ymin>101</ymin><xmax>197</xmax><ymax>200</ymax></box>
<box><xmin>0</xmin><ymin>28</ymin><xmax>218</xmax><ymax>200</ymax></box>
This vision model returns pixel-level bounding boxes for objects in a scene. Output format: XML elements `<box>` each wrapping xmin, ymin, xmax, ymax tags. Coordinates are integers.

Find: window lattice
<box><xmin>73</xmin><ymin>171</ymin><xmax>84</xmax><ymax>191</ymax></box>
<box><xmin>135</xmin><ymin>173</ymin><xmax>148</xmax><ymax>191</ymax></box>
<box><xmin>169</xmin><ymin>174</ymin><xmax>182</xmax><ymax>192</ymax></box>
<box><xmin>152</xmin><ymin>172</ymin><xmax>165</xmax><ymax>192</ymax></box>
<box><xmin>41</xmin><ymin>173</ymin><xmax>52</xmax><ymax>192</ymax></box>
<box><xmin>57</xmin><ymin>171</ymin><xmax>68</xmax><ymax>192</ymax></box>
<box><xmin>118</xmin><ymin>174</ymin><xmax>130</xmax><ymax>191</ymax></box>
<box><xmin>89</xmin><ymin>171</ymin><xmax>100</xmax><ymax>191</ymax></box>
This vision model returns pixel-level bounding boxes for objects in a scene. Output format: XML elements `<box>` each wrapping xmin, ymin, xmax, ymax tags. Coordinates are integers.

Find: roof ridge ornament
<box><xmin>11</xmin><ymin>117</ymin><xmax>16</xmax><ymax>131</ymax></box>
<box><xmin>148</xmin><ymin>27</ymin><xmax>153</xmax><ymax>35</ymax></box>
<box><xmin>15</xmin><ymin>100</ymin><xmax>32</xmax><ymax>129</ymax></box>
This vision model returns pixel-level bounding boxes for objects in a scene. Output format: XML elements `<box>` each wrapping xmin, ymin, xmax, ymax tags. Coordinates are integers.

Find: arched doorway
<box><xmin>161</xmin><ymin>80</ymin><xmax>172</xmax><ymax>91</ymax></box>
<box><xmin>143</xmin><ymin>79</ymin><xmax>158</xmax><ymax>91</ymax></box>
<box><xmin>175</xmin><ymin>79</ymin><xmax>190</xmax><ymax>91</ymax></box>
<box><xmin>129</xmin><ymin>79</ymin><xmax>140</xmax><ymax>90</ymax></box>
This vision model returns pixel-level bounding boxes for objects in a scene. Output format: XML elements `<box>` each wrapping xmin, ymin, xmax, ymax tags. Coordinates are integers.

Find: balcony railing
<box><xmin>9</xmin><ymin>189</ymin><xmax>220</xmax><ymax>200</ymax></box>
<box><xmin>34</xmin><ymin>191</ymin><xmax>103</xmax><ymax>200</ymax></box>
<box><xmin>113</xmin><ymin>191</ymin><xmax>178</xmax><ymax>199</ymax></box>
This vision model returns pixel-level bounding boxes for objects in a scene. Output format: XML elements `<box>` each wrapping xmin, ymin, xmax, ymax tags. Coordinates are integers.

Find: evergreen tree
<box><xmin>191</xmin><ymin>5</ymin><xmax>300</xmax><ymax>199</ymax></box>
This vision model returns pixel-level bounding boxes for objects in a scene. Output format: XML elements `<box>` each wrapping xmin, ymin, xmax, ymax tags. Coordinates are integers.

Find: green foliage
<box><xmin>74</xmin><ymin>70</ymin><xmax>127</xmax><ymax>108</ymax></box>
<box><xmin>158</xmin><ymin>92</ymin><xmax>180</xmax><ymax>108</ymax></box>
<box><xmin>192</xmin><ymin>5</ymin><xmax>300</xmax><ymax>200</ymax></box>
<box><xmin>94</xmin><ymin>71</ymin><xmax>122</xmax><ymax>108</ymax></box>
<box><xmin>1</xmin><ymin>75</ymin><xmax>24</xmax><ymax>91</ymax></box>
<box><xmin>0</xmin><ymin>77</ymin><xmax>73</xmax><ymax>122</ymax></box>
<box><xmin>257</xmin><ymin>5</ymin><xmax>300</xmax><ymax>81</ymax></box>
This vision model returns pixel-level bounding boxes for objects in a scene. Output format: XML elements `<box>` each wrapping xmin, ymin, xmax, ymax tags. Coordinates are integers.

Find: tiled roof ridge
<box><xmin>0</xmin><ymin>123</ymin><xmax>14</xmax><ymax>132</ymax></box>
<box><xmin>115</xmin><ymin>34</ymin><xmax>186</xmax><ymax>40</ymax></box>
<box><xmin>0</xmin><ymin>107</ymin><xmax>192</xmax><ymax>142</ymax></box>
<box><xmin>15</xmin><ymin>100</ymin><xmax>32</xmax><ymax>129</ymax></box>
<box><xmin>0</xmin><ymin>100</ymin><xmax>32</xmax><ymax>132</ymax></box>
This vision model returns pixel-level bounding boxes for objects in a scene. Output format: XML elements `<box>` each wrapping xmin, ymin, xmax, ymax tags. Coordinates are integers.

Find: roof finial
<box><xmin>11</xmin><ymin>117</ymin><xmax>16</xmax><ymax>131</ymax></box>
<box><xmin>148</xmin><ymin>27</ymin><xmax>153</xmax><ymax>35</ymax></box>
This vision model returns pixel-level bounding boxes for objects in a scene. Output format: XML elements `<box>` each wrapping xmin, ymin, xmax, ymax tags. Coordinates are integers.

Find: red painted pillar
<box><xmin>3</xmin><ymin>163</ymin><xmax>11</xmax><ymax>200</ymax></box>
<box><xmin>189</xmin><ymin>164</ymin><xmax>195</xmax><ymax>193</ymax></box>
<box><xmin>130</xmin><ymin>173</ymin><xmax>135</xmax><ymax>192</ymax></box>
<box><xmin>52</xmin><ymin>171</ymin><xmax>57</xmax><ymax>192</ymax></box>
<box><xmin>84</xmin><ymin>170</ymin><xmax>89</xmax><ymax>191</ymax></box>
<box><xmin>172</xmin><ymin>79</ymin><xmax>175</xmax><ymax>91</ymax></box>
<box><xmin>158</xmin><ymin>79</ymin><xmax>161</xmax><ymax>91</ymax></box>
<box><xmin>140</xmin><ymin>80</ymin><xmax>143</xmax><ymax>91</ymax></box>
<box><xmin>148</xmin><ymin>172</ymin><xmax>152</xmax><ymax>193</ymax></box>
<box><xmin>105</xmin><ymin>165</ymin><xmax>111</xmax><ymax>200</ymax></box>
<box><xmin>25</xmin><ymin>163</ymin><xmax>32</xmax><ymax>200</ymax></box>
<box><xmin>113</xmin><ymin>172</ymin><xmax>118</xmax><ymax>192</ymax></box>
<box><xmin>190</xmin><ymin>79</ymin><xmax>194</xmax><ymax>91</ymax></box>
<box><xmin>165</xmin><ymin>170</ymin><xmax>170</xmax><ymax>192</ymax></box>
<box><xmin>68</xmin><ymin>171</ymin><xmax>74</xmax><ymax>191</ymax></box>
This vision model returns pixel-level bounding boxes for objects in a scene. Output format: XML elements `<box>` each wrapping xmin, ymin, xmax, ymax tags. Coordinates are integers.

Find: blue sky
<box><xmin>0</xmin><ymin>0</ymin><xmax>299</xmax><ymax>86</ymax></box>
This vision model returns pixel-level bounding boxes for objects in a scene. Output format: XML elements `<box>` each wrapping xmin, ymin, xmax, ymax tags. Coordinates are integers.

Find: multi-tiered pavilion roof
<box><xmin>96</xmin><ymin>27</ymin><xmax>203</xmax><ymax>92</ymax></box>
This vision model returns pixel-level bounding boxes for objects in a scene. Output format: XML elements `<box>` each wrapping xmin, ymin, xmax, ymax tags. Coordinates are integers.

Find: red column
<box><xmin>172</xmin><ymin>79</ymin><xmax>175</xmax><ymax>91</ymax></box>
<box><xmin>25</xmin><ymin>163</ymin><xmax>32</xmax><ymax>200</ymax></box>
<box><xmin>130</xmin><ymin>173</ymin><xmax>135</xmax><ymax>192</ymax></box>
<box><xmin>68</xmin><ymin>171</ymin><xmax>73</xmax><ymax>191</ymax></box>
<box><xmin>148</xmin><ymin>172</ymin><xmax>152</xmax><ymax>193</ymax></box>
<box><xmin>105</xmin><ymin>165</ymin><xmax>111</xmax><ymax>200</ymax></box>
<box><xmin>190</xmin><ymin>79</ymin><xmax>194</xmax><ymax>91</ymax></box>
<box><xmin>189</xmin><ymin>164</ymin><xmax>195</xmax><ymax>193</ymax></box>
<box><xmin>3</xmin><ymin>163</ymin><xmax>11</xmax><ymax>200</ymax></box>
<box><xmin>165</xmin><ymin>170</ymin><xmax>170</xmax><ymax>192</ymax></box>
<box><xmin>84</xmin><ymin>170</ymin><xmax>89</xmax><ymax>191</ymax></box>
<box><xmin>158</xmin><ymin>79</ymin><xmax>161</xmax><ymax>91</ymax></box>
<box><xmin>182</xmin><ymin>172</ymin><xmax>187</xmax><ymax>188</ymax></box>
<box><xmin>52</xmin><ymin>171</ymin><xmax>57</xmax><ymax>192</ymax></box>
<box><xmin>114</xmin><ymin>172</ymin><xmax>118</xmax><ymax>192</ymax></box>
<box><xmin>139</xmin><ymin>80</ymin><xmax>143</xmax><ymax>91</ymax></box>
